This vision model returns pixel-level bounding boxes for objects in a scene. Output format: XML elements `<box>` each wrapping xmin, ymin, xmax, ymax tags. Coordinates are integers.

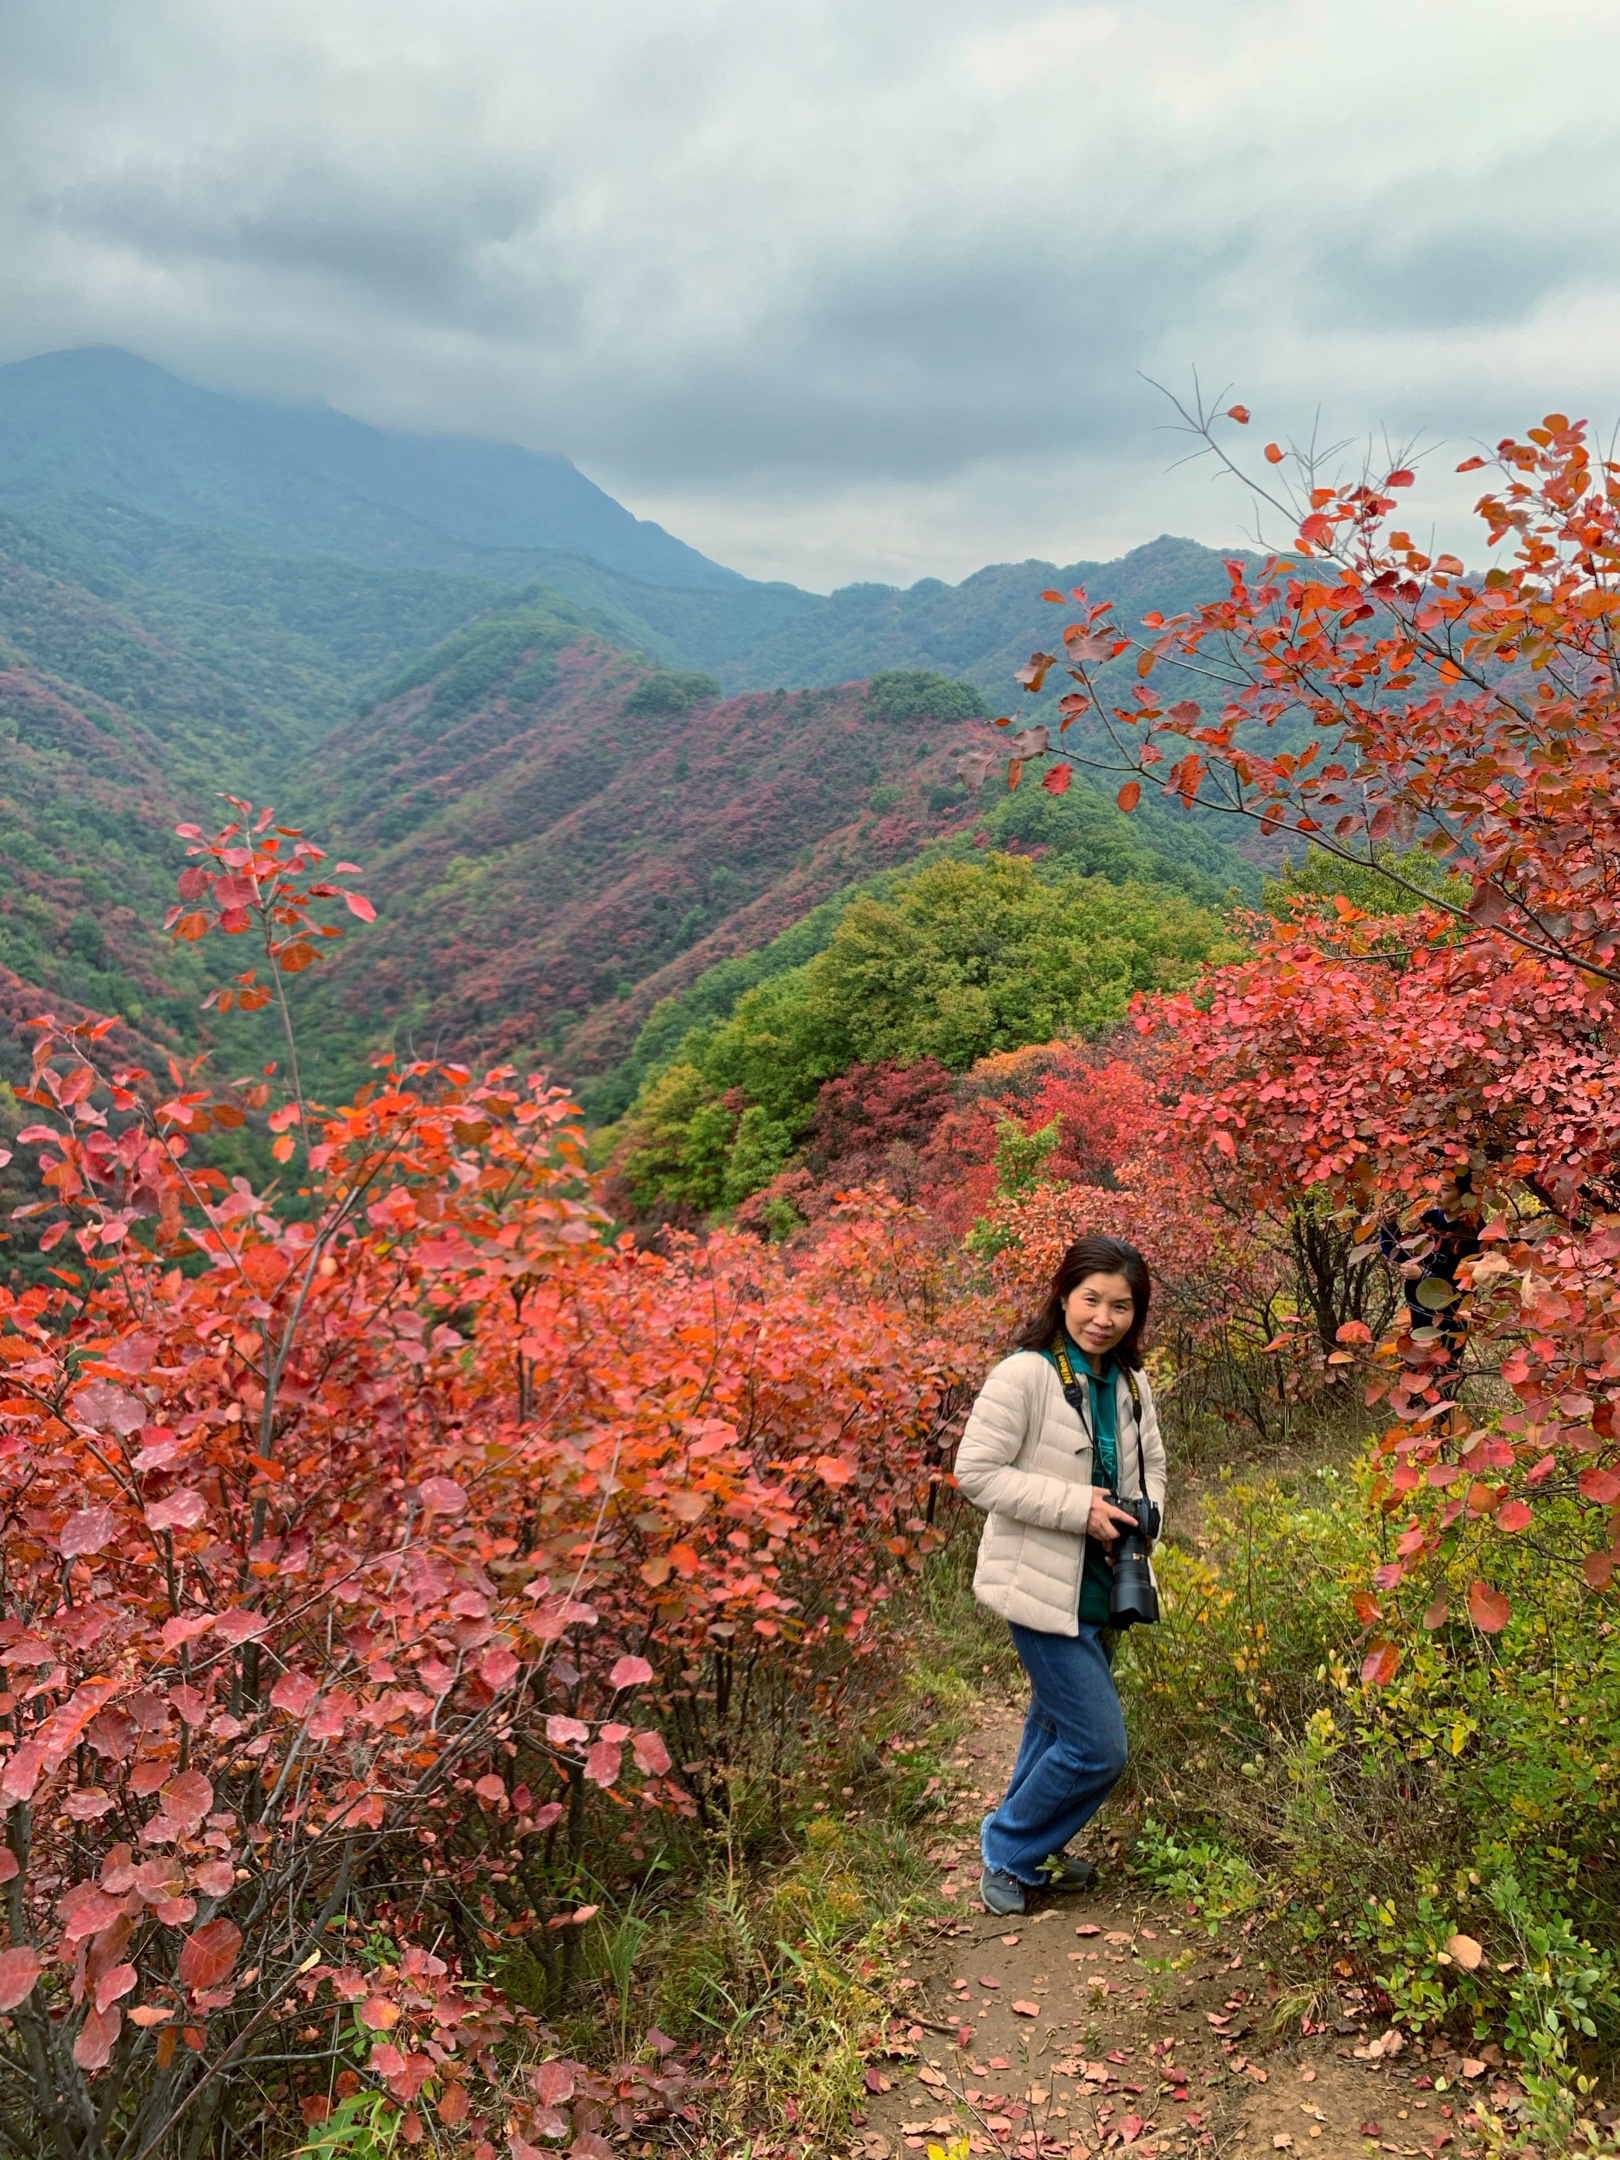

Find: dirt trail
<box><xmin>847</xmin><ymin>1695</ymin><xmax>1504</xmax><ymax>2160</ymax></box>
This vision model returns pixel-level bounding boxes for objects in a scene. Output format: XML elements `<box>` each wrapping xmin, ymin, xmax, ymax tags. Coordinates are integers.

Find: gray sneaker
<box><xmin>979</xmin><ymin>1866</ymin><xmax>1027</xmax><ymax>1917</ymax></box>
<box><xmin>1038</xmin><ymin>1852</ymin><xmax>1097</xmax><ymax>1892</ymax></box>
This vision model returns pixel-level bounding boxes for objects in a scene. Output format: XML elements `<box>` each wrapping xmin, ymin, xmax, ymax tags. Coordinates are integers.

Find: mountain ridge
<box><xmin>1</xmin><ymin>348</ymin><xmax>1250</xmax><ymax>705</ymax></box>
<box><xmin>0</xmin><ymin>346</ymin><xmax>747</xmax><ymax>593</ymax></box>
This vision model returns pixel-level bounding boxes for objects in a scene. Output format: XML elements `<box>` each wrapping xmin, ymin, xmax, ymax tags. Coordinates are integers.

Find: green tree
<box><xmin>620</xmin><ymin>853</ymin><xmax>1228</xmax><ymax>1213</ymax></box>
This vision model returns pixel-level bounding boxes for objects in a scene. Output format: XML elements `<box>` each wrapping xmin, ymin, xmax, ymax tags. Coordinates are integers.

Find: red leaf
<box><xmin>1578</xmin><ymin>1467</ymin><xmax>1620</xmax><ymax>1504</ymax></box>
<box><xmin>1226</xmin><ymin>405</ymin><xmax>1250</xmax><ymax>424</ymax></box>
<box><xmin>1361</xmin><ymin>1642</ymin><xmax>1399</xmax><ymax>1686</ymax></box>
<box><xmin>1456</xmin><ymin>455</ymin><xmax>1486</xmax><ymax>472</ymax></box>
<box><xmin>61</xmin><ymin>1506</ymin><xmax>120</xmax><ymax>1558</ymax></box>
<box><xmin>1264</xmin><ymin>443</ymin><xmax>1285</xmax><ymax>464</ymax></box>
<box><xmin>610</xmin><ymin>1655</ymin><xmax>655</xmax><ymax>1689</ymax></box>
<box><xmin>1117</xmin><ymin>782</ymin><xmax>1141</xmax><ymax>813</ymax></box>
<box><xmin>1468</xmin><ymin>1580</ymin><xmax>1511</xmax><ymax>1634</ymax></box>
<box><xmin>177</xmin><ymin>1917</ymin><xmax>242</xmax><ymax>1991</ymax></box>
<box><xmin>73</xmin><ymin>2004</ymin><xmax>121</xmax><ymax>2071</ymax></box>
<box><xmin>1041</xmin><ymin>762</ymin><xmax>1073</xmax><ymax>796</ymax></box>
<box><xmin>1386</xmin><ymin>469</ymin><xmax>1416</xmax><ymax>487</ymax></box>
<box><xmin>161</xmin><ymin>1769</ymin><xmax>214</xmax><ymax>1824</ymax></box>
<box><xmin>632</xmin><ymin>1729</ymin><xmax>673</xmax><ymax>1775</ymax></box>
<box><xmin>145</xmin><ymin>1489</ymin><xmax>206</xmax><ymax>1533</ymax></box>
<box><xmin>0</xmin><ymin>1947</ymin><xmax>41</xmax><ymax>2011</ymax></box>
<box><xmin>814</xmin><ymin>1454</ymin><xmax>856</xmax><ymax>1487</ymax></box>
<box><xmin>583</xmin><ymin>1739</ymin><xmax>623</xmax><ymax>1787</ymax></box>
<box><xmin>417</xmin><ymin>1476</ymin><xmax>467</xmax><ymax>1516</ymax></box>
<box><xmin>341</xmin><ymin>891</ymin><xmax>376</xmax><ymax>922</ymax></box>
<box><xmin>1497</xmin><ymin>1499</ymin><xmax>1533</xmax><ymax>1533</ymax></box>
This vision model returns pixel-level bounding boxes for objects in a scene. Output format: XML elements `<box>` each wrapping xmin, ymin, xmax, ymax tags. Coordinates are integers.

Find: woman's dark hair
<box><xmin>1015</xmin><ymin>1234</ymin><xmax>1152</xmax><ymax>1370</ymax></box>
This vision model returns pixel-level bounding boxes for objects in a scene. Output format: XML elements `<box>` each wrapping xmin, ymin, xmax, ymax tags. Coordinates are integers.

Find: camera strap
<box><xmin>1051</xmin><ymin>1339</ymin><xmax>1150</xmax><ymax>1501</ymax></box>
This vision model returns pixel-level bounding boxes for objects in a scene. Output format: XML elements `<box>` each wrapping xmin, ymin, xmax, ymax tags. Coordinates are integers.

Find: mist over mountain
<box><xmin>0</xmin><ymin>345</ymin><xmax>1260</xmax><ymax>1132</ymax></box>
<box><xmin>0</xmin><ymin>347</ymin><xmax>747</xmax><ymax>592</ymax></box>
<box><xmin>0</xmin><ymin>349</ymin><xmax>1243</xmax><ymax>704</ymax></box>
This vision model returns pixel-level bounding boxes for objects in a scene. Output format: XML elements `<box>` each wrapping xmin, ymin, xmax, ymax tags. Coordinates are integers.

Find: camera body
<box><xmin>1106</xmin><ymin>1493</ymin><xmax>1161</xmax><ymax>1627</ymax></box>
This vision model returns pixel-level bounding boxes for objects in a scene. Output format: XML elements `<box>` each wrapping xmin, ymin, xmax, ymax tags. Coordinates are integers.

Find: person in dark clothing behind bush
<box><xmin>1382</xmin><ymin>1169</ymin><xmax>1481</xmax><ymax>1369</ymax></box>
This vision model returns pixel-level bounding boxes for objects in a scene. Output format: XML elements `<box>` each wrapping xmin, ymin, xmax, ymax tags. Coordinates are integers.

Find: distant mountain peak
<box><xmin>0</xmin><ymin>345</ymin><xmax>747</xmax><ymax>593</ymax></box>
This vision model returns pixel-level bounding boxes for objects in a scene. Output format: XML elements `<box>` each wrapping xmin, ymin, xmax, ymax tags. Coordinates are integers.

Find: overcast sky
<box><xmin>6</xmin><ymin>0</ymin><xmax>1620</xmax><ymax>590</ymax></box>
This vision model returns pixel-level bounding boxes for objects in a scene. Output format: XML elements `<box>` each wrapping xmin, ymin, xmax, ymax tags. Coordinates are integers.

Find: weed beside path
<box><xmin>823</xmin><ymin>1696</ymin><xmax>1518</xmax><ymax>2160</ymax></box>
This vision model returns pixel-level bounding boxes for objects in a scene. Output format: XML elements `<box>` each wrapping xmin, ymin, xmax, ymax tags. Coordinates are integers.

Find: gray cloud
<box><xmin>4</xmin><ymin>0</ymin><xmax>1620</xmax><ymax>586</ymax></box>
<box><xmin>44</xmin><ymin>155</ymin><xmax>557</xmax><ymax>329</ymax></box>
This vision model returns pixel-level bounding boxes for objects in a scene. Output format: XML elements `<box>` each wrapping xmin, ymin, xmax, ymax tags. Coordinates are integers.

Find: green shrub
<box><xmin>624</xmin><ymin>668</ymin><xmax>721</xmax><ymax>716</ymax></box>
<box><xmin>864</xmin><ymin>669</ymin><xmax>989</xmax><ymax>726</ymax></box>
<box><xmin>1118</xmin><ymin>1465</ymin><xmax>1620</xmax><ymax>2086</ymax></box>
<box><xmin>618</xmin><ymin>853</ymin><xmax>1228</xmax><ymax>1213</ymax></box>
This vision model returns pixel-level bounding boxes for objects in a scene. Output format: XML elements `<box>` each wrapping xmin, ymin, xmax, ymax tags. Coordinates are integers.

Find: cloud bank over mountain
<box><xmin>6</xmin><ymin>0</ymin><xmax>1619</xmax><ymax>587</ymax></box>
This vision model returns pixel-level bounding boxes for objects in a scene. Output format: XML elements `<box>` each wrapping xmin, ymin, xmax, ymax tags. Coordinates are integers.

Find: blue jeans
<box><xmin>981</xmin><ymin>1622</ymin><xmax>1128</xmax><ymax>1884</ymax></box>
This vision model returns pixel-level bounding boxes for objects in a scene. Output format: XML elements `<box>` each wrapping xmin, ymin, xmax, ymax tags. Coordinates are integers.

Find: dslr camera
<box><xmin>1106</xmin><ymin>1495</ymin><xmax>1161</xmax><ymax>1626</ymax></box>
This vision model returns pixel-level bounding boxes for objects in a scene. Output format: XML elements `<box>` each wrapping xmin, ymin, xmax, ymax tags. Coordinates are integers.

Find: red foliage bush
<box><xmin>0</xmin><ymin>807</ymin><xmax>980</xmax><ymax>2154</ymax></box>
<box><xmin>983</xmin><ymin>407</ymin><xmax>1620</xmax><ymax>1648</ymax></box>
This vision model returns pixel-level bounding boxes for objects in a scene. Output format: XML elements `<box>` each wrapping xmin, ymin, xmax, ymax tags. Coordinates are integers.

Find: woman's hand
<box><xmin>1087</xmin><ymin>1492</ymin><xmax>1141</xmax><ymax>1547</ymax></box>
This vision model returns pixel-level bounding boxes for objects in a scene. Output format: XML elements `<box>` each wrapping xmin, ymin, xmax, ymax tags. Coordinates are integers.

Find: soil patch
<box><xmin>845</xmin><ymin>1697</ymin><xmax>1499</xmax><ymax>2160</ymax></box>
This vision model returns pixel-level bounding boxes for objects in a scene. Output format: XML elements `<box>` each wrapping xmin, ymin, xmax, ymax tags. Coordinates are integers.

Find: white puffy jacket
<box><xmin>954</xmin><ymin>1350</ymin><xmax>1168</xmax><ymax>1637</ymax></box>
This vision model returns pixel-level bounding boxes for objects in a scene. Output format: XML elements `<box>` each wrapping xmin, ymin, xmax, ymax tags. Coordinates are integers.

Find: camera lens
<box><xmin>1107</xmin><ymin>1497</ymin><xmax>1160</xmax><ymax>1627</ymax></box>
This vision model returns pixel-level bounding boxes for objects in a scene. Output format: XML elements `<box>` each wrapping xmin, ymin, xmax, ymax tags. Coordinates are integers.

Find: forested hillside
<box><xmin>0</xmin><ymin>347</ymin><xmax>742</xmax><ymax>589</ymax></box>
<box><xmin>294</xmin><ymin>625</ymin><xmax>1000</xmax><ymax>1090</ymax></box>
<box><xmin>1</xmin><ymin>475</ymin><xmax>1257</xmax><ymax>1109</ymax></box>
<box><xmin>3</xmin><ymin>349</ymin><xmax>1254</xmax><ymax>704</ymax></box>
<box><xmin>7</xmin><ymin>411</ymin><xmax>1620</xmax><ymax>2160</ymax></box>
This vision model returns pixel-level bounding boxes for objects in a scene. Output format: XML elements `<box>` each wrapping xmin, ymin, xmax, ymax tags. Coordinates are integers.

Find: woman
<box><xmin>955</xmin><ymin>1233</ymin><xmax>1167</xmax><ymax>1918</ymax></box>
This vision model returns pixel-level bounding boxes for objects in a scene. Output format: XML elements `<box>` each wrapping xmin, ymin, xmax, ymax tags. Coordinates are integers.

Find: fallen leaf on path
<box><xmin>1360</xmin><ymin>2122</ymin><xmax>1381</xmax><ymax>2138</ymax></box>
<box><xmin>1118</xmin><ymin>2114</ymin><xmax>1144</xmax><ymax>2143</ymax></box>
<box><xmin>1011</xmin><ymin>2000</ymin><xmax>1039</xmax><ymax>2019</ymax></box>
<box><xmin>1461</xmin><ymin>2058</ymin><xmax>1486</xmax><ymax>2078</ymax></box>
<box><xmin>1273</xmin><ymin>2137</ymin><xmax>1294</xmax><ymax>2151</ymax></box>
<box><xmin>1000</xmin><ymin>1933</ymin><xmax>1020</xmax><ymax>1946</ymax></box>
<box><xmin>1299</xmin><ymin>2066</ymin><xmax>1317</xmax><ymax>2082</ymax></box>
<box><xmin>1075</xmin><ymin>1923</ymin><xmax>1101</xmax><ymax>1937</ymax></box>
<box><xmin>863</xmin><ymin>2067</ymin><xmax>891</xmax><ymax>2093</ymax></box>
<box><xmin>916</xmin><ymin>2066</ymin><xmax>946</xmax><ymax>2088</ymax></box>
<box><xmin>978</xmin><ymin>1974</ymin><xmax>1001</xmax><ymax>1988</ymax></box>
<box><xmin>1446</xmin><ymin>1933</ymin><xmax>1484</xmax><ymax>1972</ymax></box>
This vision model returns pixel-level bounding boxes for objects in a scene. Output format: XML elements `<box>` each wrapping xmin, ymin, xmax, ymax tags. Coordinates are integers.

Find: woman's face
<box><xmin>1064</xmin><ymin>1270</ymin><xmax>1136</xmax><ymax>1359</ymax></box>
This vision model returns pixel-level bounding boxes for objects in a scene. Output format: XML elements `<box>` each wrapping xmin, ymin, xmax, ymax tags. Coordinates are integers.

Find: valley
<box><xmin>0</xmin><ymin>347</ymin><xmax>1260</xmax><ymax>1125</ymax></box>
